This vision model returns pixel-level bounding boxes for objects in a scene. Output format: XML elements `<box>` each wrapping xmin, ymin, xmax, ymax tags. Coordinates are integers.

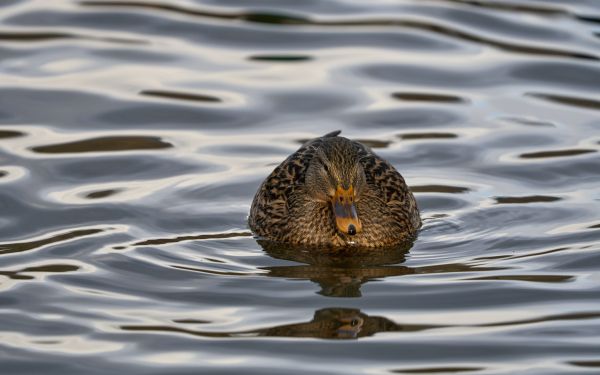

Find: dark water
<box><xmin>1</xmin><ymin>0</ymin><xmax>600</xmax><ymax>374</ymax></box>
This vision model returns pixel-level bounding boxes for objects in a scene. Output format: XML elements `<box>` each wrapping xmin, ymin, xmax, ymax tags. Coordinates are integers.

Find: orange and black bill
<box><xmin>332</xmin><ymin>186</ymin><xmax>362</xmax><ymax>235</ymax></box>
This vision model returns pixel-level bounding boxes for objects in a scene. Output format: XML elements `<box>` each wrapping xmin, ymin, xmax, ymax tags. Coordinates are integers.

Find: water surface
<box><xmin>1</xmin><ymin>0</ymin><xmax>600</xmax><ymax>374</ymax></box>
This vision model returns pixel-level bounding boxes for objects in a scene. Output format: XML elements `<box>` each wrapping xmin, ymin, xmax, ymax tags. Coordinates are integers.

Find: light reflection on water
<box><xmin>0</xmin><ymin>0</ymin><xmax>600</xmax><ymax>374</ymax></box>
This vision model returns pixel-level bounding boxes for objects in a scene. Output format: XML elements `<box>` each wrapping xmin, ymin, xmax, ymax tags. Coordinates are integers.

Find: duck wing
<box><xmin>249</xmin><ymin>134</ymin><xmax>331</xmax><ymax>238</ymax></box>
<box><xmin>355</xmin><ymin>142</ymin><xmax>421</xmax><ymax>231</ymax></box>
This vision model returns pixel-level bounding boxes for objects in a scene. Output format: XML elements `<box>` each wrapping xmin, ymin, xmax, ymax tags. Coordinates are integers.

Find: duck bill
<box><xmin>332</xmin><ymin>186</ymin><xmax>362</xmax><ymax>236</ymax></box>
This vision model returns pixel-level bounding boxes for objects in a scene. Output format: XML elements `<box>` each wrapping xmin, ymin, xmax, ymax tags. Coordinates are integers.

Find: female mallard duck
<box><xmin>249</xmin><ymin>131</ymin><xmax>420</xmax><ymax>248</ymax></box>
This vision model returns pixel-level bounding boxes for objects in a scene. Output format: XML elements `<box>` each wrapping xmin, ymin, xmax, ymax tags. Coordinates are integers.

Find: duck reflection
<box><xmin>121</xmin><ymin>307</ymin><xmax>437</xmax><ymax>340</ymax></box>
<box><xmin>253</xmin><ymin>307</ymin><xmax>435</xmax><ymax>339</ymax></box>
<box><xmin>257</xmin><ymin>240</ymin><xmax>414</xmax><ymax>297</ymax></box>
<box><xmin>257</xmin><ymin>240</ymin><xmax>505</xmax><ymax>297</ymax></box>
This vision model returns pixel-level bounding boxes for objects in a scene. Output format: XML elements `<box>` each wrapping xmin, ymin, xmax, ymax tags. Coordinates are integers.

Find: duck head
<box><xmin>305</xmin><ymin>137</ymin><xmax>367</xmax><ymax>236</ymax></box>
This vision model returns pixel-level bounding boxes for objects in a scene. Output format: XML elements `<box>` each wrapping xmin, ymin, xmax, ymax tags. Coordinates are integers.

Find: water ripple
<box><xmin>494</xmin><ymin>195</ymin><xmax>562</xmax><ymax>204</ymax></box>
<box><xmin>527</xmin><ymin>92</ymin><xmax>600</xmax><ymax>111</ymax></box>
<box><xmin>140</xmin><ymin>89</ymin><xmax>222</xmax><ymax>103</ymax></box>
<box><xmin>392</xmin><ymin>366</ymin><xmax>484</xmax><ymax>374</ymax></box>
<box><xmin>0</xmin><ymin>30</ymin><xmax>145</xmax><ymax>45</ymax></box>
<box><xmin>392</xmin><ymin>92</ymin><xmax>466</xmax><ymax>103</ymax></box>
<box><xmin>30</xmin><ymin>136</ymin><xmax>173</xmax><ymax>154</ymax></box>
<box><xmin>0</xmin><ymin>228</ymin><xmax>107</xmax><ymax>255</ymax></box>
<box><xmin>519</xmin><ymin>148</ymin><xmax>596</xmax><ymax>159</ymax></box>
<box><xmin>0</xmin><ymin>263</ymin><xmax>80</xmax><ymax>281</ymax></box>
<box><xmin>399</xmin><ymin>132</ymin><xmax>459</xmax><ymax>140</ymax></box>
<box><xmin>0</xmin><ymin>130</ymin><xmax>25</xmax><ymax>139</ymax></box>
<box><xmin>28</xmin><ymin>1</ymin><xmax>595</xmax><ymax>60</ymax></box>
<box><xmin>131</xmin><ymin>231</ymin><xmax>253</xmax><ymax>247</ymax></box>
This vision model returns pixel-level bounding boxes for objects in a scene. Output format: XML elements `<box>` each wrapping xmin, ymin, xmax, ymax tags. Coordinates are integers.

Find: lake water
<box><xmin>1</xmin><ymin>0</ymin><xmax>600</xmax><ymax>374</ymax></box>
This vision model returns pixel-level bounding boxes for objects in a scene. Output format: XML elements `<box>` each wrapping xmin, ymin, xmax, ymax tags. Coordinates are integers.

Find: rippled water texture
<box><xmin>1</xmin><ymin>0</ymin><xmax>600</xmax><ymax>374</ymax></box>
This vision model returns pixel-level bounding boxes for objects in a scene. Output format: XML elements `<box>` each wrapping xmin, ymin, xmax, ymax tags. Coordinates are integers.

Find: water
<box><xmin>1</xmin><ymin>0</ymin><xmax>600</xmax><ymax>373</ymax></box>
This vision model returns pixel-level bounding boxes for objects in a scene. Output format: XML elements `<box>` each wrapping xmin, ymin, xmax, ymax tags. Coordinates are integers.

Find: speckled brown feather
<box><xmin>249</xmin><ymin>131</ymin><xmax>420</xmax><ymax>247</ymax></box>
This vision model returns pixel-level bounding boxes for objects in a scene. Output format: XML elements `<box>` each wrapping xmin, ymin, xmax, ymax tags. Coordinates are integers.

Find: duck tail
<box><xmin>323</xmin><ymin>130</ymin><xmax>341</xmax><ymax>138</ymax></box>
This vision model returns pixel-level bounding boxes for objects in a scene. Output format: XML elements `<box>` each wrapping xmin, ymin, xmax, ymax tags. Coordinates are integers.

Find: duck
<box><xmin>248</xmin><ymin>130</ymin><xmax>420</xmax><ymax>248</ymax></box>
